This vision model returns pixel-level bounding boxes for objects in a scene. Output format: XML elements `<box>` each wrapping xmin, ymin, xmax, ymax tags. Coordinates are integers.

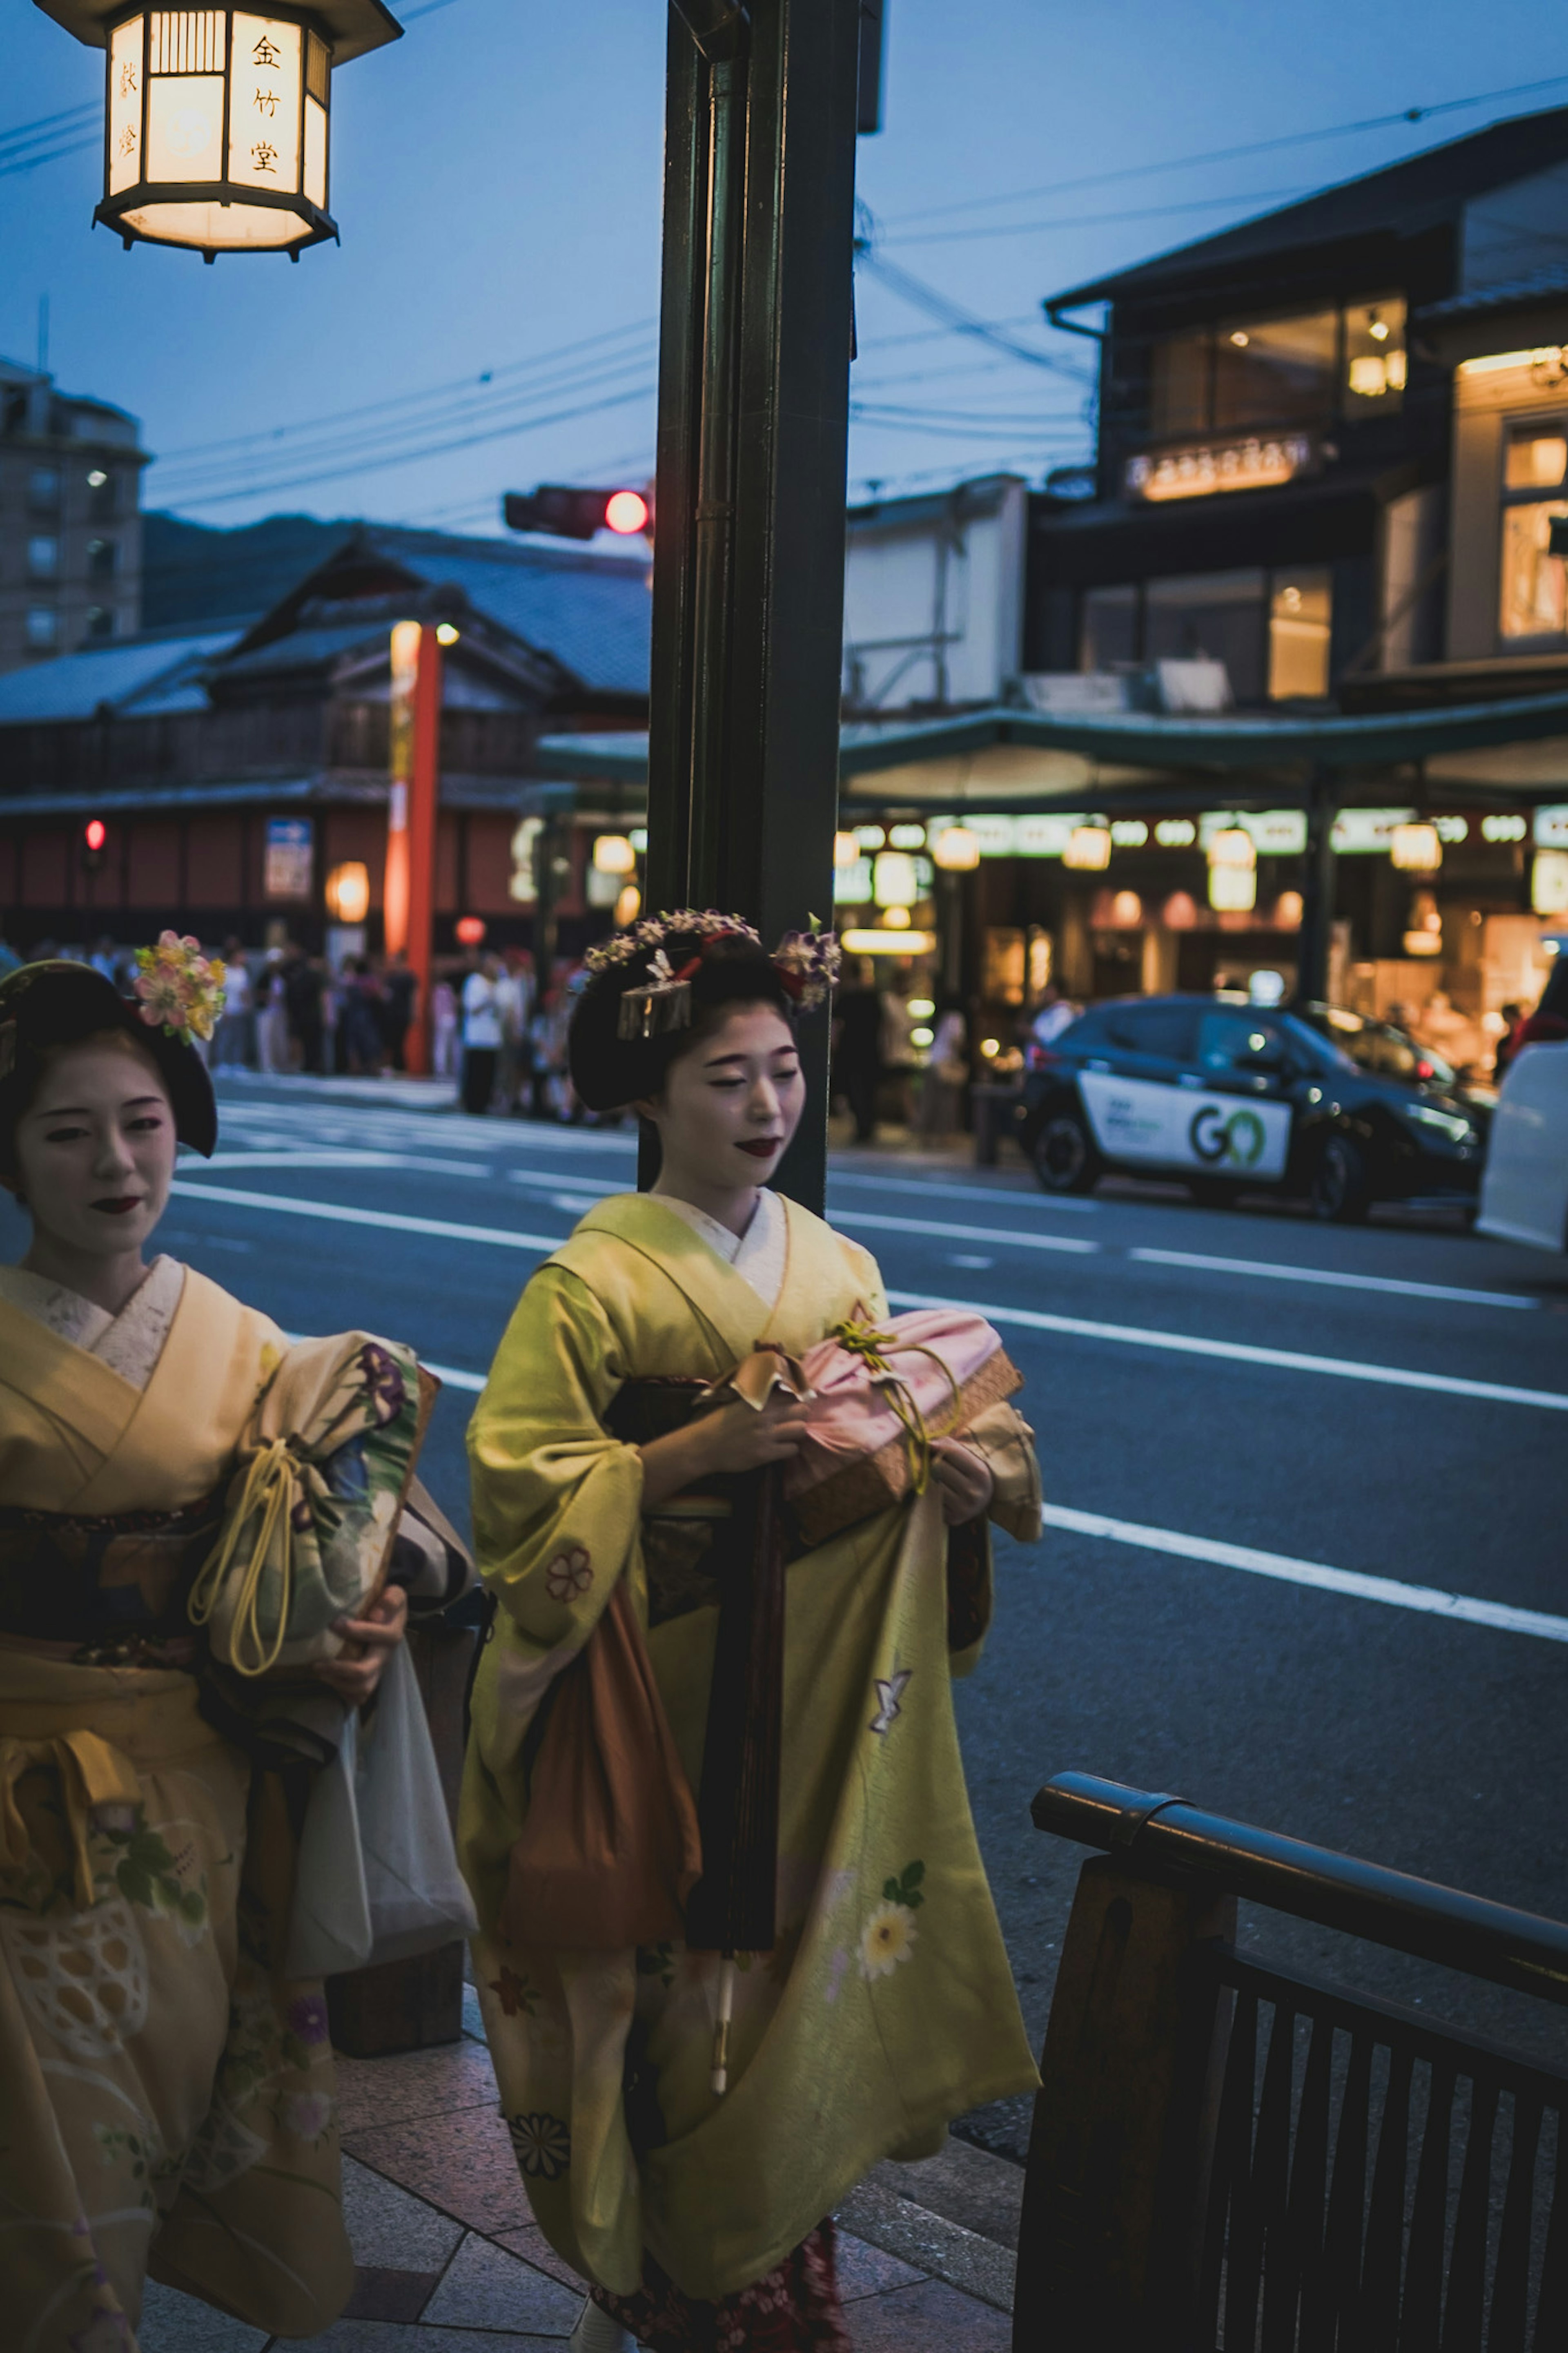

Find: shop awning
<box><xmin>536</xmin><ymin>693</ymin><xmax>1568</xmax><ymax>811</ymax></box>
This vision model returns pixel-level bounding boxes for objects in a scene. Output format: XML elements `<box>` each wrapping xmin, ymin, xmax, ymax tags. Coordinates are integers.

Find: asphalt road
<box><xmin>11</xmin><ymin>1074</ymin><xmax>1565</xmax><ymax>2158</ymax></box>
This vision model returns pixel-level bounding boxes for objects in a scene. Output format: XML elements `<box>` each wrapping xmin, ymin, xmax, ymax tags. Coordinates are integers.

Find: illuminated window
<box><xmin>27</xmin><ymin>535</ymin><xmax>58</xmax><ymax>580</ymax></box>
<box><xmin>25</xmin><ymin>606</ymin><xmax>57</xmax><ymax>650</ymax></box>
<box><xmin>1213</xmin><ymin>309</ymin><xmax>1336</xmax><ymax>430</ymax></box>
<box><xmin>1343</xmin><ymin>299</ymin><xmax>1407</xmax><ymax>408</ymax></box>
<box><xmin>1268</xmin><ymin>571</ymin><xmax>1332</xmax><ymax>700</ymax></box>
<box><xmin>1499</xmin><ymin>421</ymin><xmax>1568</xmax><ymax>640</ymax></box>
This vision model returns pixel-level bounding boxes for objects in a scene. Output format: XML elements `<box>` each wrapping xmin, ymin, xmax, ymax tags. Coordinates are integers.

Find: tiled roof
<box><xmin>1418</xmin><ymin>265</ymin><xmax>1568</xmax><ymax>322</ymax></box>
<box><xmin>0</xmin><ymin>628</ymin><xmax>241</xmax><ymax>726</ymax></box>
<box><xmin>359</xmin><ymin>527</ymin><xmax>652</xmax><ymax>695</ymax></box>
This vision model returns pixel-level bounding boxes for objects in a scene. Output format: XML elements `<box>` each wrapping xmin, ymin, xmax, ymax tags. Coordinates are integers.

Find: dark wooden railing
<box><xmin>1013</xmin><ymin>1773</ymin><xmax>1568</xmax><ymax>2352</ymax></box>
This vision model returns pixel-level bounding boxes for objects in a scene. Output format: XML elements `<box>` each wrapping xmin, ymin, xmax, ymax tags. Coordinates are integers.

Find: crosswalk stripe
<box><xmin>886</xmin><ymin>1287</ymin><xmax>1568</xmax><ymax>1414</ymax></box>
<box><xmin>1041</xmin><ymin>1503</ymin><xmax>1568</xmax><ymax>1644</ymax></box>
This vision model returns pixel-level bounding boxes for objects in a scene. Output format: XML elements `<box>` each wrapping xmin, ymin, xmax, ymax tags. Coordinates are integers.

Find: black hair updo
<box><xmin>568</xmin><ymin>928</ymin><xmax>795</xmax><ymax>1114</ymax></box>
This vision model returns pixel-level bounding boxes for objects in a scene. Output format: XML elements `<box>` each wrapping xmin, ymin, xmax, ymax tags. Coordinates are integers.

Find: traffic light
<box><xmin>502</xmin><ymin>485</ymin><xmax>653</xmax><ymax>541</ymax></box>
<box><xmin>81</xmin><ymin>817</ymin><xmax>107</xmax><ymax>874</ymax></box>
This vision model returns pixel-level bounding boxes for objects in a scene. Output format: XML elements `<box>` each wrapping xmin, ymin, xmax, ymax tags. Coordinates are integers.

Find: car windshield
<box><xmin>1297</xmin><ymin>1006</ymin><xmax>1455</xmax><ymax>1087</ymax></box>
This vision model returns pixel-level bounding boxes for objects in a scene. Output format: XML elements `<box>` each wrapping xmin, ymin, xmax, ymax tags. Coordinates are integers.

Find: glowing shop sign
<box><xmin>1126</xmin><ymin>433</ymin><xmax>1316</xmax><ymax>503</ymax></box>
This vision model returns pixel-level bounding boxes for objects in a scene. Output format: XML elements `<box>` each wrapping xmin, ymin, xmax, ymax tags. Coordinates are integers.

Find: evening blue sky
<box><xmin>2</xmin><ymin>0</ymin><xmax>1563</xmax><ymax>540</ymax></box>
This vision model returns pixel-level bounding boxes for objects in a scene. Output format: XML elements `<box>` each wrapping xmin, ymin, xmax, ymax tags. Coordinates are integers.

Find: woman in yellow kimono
<box><xmin>0</xmin><ymin>952</ymin><xmax>453</xmax><ymax>2353</ymax></box>
<box><xmin>462</xmin><ymin>915</ymin><xmax>1040</xmax><ymax>2353</ymax></box>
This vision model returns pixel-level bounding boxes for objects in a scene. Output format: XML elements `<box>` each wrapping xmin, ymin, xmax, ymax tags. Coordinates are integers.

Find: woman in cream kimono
<box><xmin>0</xmin><ymin>955</ymin><xmax>444</xmax><ymax>2353</ymax></box>
<box><xmin>462</xmin><ymin>917</ymin><xmax>1040</xmax><ymax>2353</ymax></box>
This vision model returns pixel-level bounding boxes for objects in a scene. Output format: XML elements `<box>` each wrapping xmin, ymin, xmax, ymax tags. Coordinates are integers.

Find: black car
<box><xmin>1019</xmin><ymin>994</ymin><xmax>1489</xmax><ymax>1221</ymax></box>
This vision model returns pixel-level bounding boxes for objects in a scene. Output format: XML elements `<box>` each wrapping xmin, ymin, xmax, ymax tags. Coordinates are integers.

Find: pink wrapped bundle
<box><xmin>782</xmin><ymin>1308</ymin><xmax>1022</xmax><ymax>1546</ymax></box>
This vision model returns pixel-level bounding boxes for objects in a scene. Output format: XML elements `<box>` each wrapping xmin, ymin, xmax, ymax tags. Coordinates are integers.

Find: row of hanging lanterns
<box><xmin>36</xmin><ymin>2</ymin><xmax>402</xmax><ymax>261</ymax></box>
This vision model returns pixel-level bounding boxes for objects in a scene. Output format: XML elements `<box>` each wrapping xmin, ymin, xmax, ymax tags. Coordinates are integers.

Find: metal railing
<box><xmin>1013</xmin><ymin>1772</ymin><xmax>1568</xmax><ymax>2352</ymax></box>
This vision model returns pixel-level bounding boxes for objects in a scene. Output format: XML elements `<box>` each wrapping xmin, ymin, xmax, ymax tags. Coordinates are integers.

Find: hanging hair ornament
<box><xmin>772</xmin><ymin>922</ymin><xmax>841</xmax><ymax>1010</ymax></box>
<box><xmin>619</xmin><ymin>945</ymin><xmax>704</xmax><ymax>1041</ymax></box>
<box><xmin>133</xmin><ymin>930</ymin><xmax>227</xmax><ymax>1047</ymax></box>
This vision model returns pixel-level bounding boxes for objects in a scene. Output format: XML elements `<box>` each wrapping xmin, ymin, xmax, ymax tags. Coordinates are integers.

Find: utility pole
<box><xmin>644</xmin><ymin>0</ymin><xmax>863</xmax><ymax>1216</ymax></box>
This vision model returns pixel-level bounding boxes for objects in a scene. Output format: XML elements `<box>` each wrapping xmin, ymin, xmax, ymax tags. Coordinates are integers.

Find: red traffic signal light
<box><xmin>503</xmin><ymin>484</ymin><xmax>653</xmax><ymax>542</ymax></box>
<box><xmin>81</xmin><ymin>818</ymin><xmax>108</xmax><ymax>872</ymax></box>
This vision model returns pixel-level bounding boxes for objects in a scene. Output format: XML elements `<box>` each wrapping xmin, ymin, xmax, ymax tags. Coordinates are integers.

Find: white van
<box><xmin>1477</xmin><ymin>1042</ymin><xmax>1568</xmax><ymax>1251</ymax></box>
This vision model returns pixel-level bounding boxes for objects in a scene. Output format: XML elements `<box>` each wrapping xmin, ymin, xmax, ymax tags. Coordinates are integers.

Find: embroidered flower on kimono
<box><xmin>544</xmin><ymin>1546</ymin><xmax>593</xmax><ymax>1601</ymax></box>
<box><xmin>858</xmin><ymin>1901</ymin><xmax>919</xmax><ymax>1981</ymax></box>
<box><xmin>287</xmin><ymin>1992</ymin><xmax>330</xmax><ymax>2045</ymax></box>
<box><xmin>283</xmin><ymin>2089</ymin><xmax>334</xmax><ymax>2141</ymax></box>
<box><xmin>488</xmin><ymin>1964</ymin><xmax>539</xmax><ymax>2018</ymax></box>
<box><xmin>508</xmin><ymin>2110</ymin><xmax>570</xmax><ymax>2179</ymax></box>
<box><xmin>358</xmin><ymin>1342</ymin><xmax>408</xmax><ymax>1426</ymax></box>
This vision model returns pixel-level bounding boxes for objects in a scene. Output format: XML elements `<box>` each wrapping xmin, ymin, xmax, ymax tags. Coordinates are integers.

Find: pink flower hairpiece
<box><xmin>133</xmin><ymin>930</ymin><xmax>227</xmax><ymax>1047</ymax></box>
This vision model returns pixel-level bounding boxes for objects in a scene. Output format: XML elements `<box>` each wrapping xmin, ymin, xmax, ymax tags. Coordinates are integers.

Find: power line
<box><xmin>158</xmin><ymin>378</ymin><xmax>657</xmax><ymax>512</ymax></box>
<box><xmin>876</xmin><ymin>69</ymin><xmax>1568</xmax><ymax>232</ymax></box>
<box><xmin>884</xmin><ymin>185</ymin><xmax>1314</xmax><ymax>250</ymax></box>
<box><xmin>154</xmin><ymin>350</ymin><xmax>659</xmax><ymax>502</ymax></box>
<box><xmin>855</xmin><ymin>229</ymin><xmax>1094</xmax><ymax>385</ymax></box>
<box><xmin>152</xmin><ymin>317</ymin><xmax>658</xmax><ymax>468</ymax></box>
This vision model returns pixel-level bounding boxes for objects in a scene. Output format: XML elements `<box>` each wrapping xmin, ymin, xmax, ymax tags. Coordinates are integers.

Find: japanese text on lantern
<box><xmin>108</xmin><ymin>18</ymin><xmax>143</xmax><ymax>195</ymax></box>
<box><xmin>228</xmin><ymin>16</ymin><xmax>301</xmax><ymax>191</ymax></box>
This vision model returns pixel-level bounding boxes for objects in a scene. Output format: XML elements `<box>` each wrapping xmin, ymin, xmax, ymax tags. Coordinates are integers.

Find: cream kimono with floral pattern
<box><xmin>461</xmin><ymin>1191</ymin><xmax>1039</xmax><ymax>2303</ymax></box>
<box><xmin>0</xmin><ymin>1266</ymin><xmax>353</xmax><ymax>2353</ymax></box>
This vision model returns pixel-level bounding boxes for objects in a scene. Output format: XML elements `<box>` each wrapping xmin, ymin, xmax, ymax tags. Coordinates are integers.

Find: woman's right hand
<box><xmin>637</xmin><ymin>1389</ymin><xmax>812</xmax><ymax>1507</ymax></box>
<box><xmin>699</xmin><ymin>1390</ymin><xmax>813</xmax><ymax>1475</ymax></box>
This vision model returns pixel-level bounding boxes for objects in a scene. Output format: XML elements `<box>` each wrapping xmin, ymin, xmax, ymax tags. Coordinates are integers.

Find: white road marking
<box><xmin>836</xmin><ymin>1210</ymin><xmax>1098</xmax><ymax>1256</ymax></box>
<box><xmin>1041</xmin><ymin>1503</ymin><xmax>1568</xmax><ymax>1645</ymax></box>
<box><xmin>170</xmin><ymin>1180</ymin><xmax>567</xmax><ymax>1253</ymax></box>
<box><xmin>422</xmin><ymin>1358</ymin><xmax>486</xmax><ymax>1394</ymax></box>
<box><xmin>887</xmin><ymin>1287</ymin><xmax>1568</xmax><ymax>1414</ymax></box>
<box><xmin>1129</xmin><ymin>1247</ymin><xmax>1536</xmax><ymax>1312</ymax></box>
<box><xmin>168</xmin><ymin>1182</ymin><xmax>1566</xmax><ymax>1414</ymax></box>
<box><xmin>826</xmin><ymin>1171</ymin><xmax>1098</xmax><ymax>1213</ymax></box>
<box><xmin>196</xmin><ymin>1150</ymin><xmax>493</xmax><ymax>1178</ymax></box>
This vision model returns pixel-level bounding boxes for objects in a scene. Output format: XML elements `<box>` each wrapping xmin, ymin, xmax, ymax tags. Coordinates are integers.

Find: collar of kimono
<box><xmin>0</xmin><ymin>1265</ymin><xmax>263</xmax><ymax>1515</ymax></box>
<box><xmin>564</xmin><ymin>1191</ymin><xmax>860</xmax><ymax>1366</ymax></box>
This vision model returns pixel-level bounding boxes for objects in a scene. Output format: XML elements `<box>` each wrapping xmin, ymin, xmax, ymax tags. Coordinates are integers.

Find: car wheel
<box><xmin>1311</xmin><ymin>1133</ymin><xmax>1371</xmax><ymax>1222</ymax></box>
<box><xmin>1033</xmin><ymin>1110</ymin><xmax>1101</xmax><ymax>1194</ymax></box>
<box><xmin>1189</xmin><ymin>1175</ymin><xmax>1239</xmax><ymax>1209</ymax></box>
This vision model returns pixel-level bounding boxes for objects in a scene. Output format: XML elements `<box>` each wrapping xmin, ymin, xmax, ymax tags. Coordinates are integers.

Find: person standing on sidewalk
<box><xmin>832</xmin><ymin>956</ymin><xmax>883</xmax><ymax>1144</ymax></box>
<box><xmin>461</xmin><ymin>952</ymin><xmax>504</xmax><ymax>1115</ymax></box>
<box><xmin>460</xmin><ymin>914</ymin><xmax>1039</xmax><ymax>2353</ymax></box>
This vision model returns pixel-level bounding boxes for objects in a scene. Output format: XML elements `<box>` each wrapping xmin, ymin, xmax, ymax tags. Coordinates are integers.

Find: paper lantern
<box><xmin>38</xmin><ymin>4</ymin><xmax>402</xmax><ymax>260</ymax></box>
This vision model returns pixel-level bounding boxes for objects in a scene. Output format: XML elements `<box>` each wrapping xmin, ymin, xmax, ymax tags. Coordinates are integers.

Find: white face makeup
<box><xmin>12</xmin><ymin>1035</ymin><xmax>178</xmax><ymax>1275</ymax></box>
<box><xmin>641</xmin><ymin>1001</ymin><xmax>805</xmax><ymax>1229</ymax></box>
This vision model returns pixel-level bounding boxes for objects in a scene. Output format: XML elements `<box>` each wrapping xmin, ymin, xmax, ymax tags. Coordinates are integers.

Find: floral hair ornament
<box><xmin>133</xmin><ymin>931</ymin><xmax>227</xmax><ymax>1047</ymax></box>
<box><xmin>585</xmin><ymin>908</ymin><xmax>841</xmax><ymax>1039</ymax></box>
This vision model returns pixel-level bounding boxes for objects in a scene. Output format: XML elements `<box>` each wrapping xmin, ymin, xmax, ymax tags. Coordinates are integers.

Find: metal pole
<box><xmin>646</xmin><ymin>0</ymin><xmax>862</xmax><ymax>1215</ymax></box>
<box><xmin>1294</xmin><ymin>767</ymin><xmax>1338</xmax><ymax>1006</ymax></box>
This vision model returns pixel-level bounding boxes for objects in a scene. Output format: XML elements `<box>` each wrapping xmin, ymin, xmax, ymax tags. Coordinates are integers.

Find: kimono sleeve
<box><xmin>839</xmin><ymin>1236</ymin><xmax>889</xmax><ymax>1321</ymax></box>
<box><xmin>466</xmin><ymin>1264</ymin><xmax>644</xmax><ymax>1648</ymax></box>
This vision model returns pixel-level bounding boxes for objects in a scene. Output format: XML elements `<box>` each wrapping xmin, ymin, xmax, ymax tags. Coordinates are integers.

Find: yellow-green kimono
<box><xmin>461</xmin><ymin>1191</ymin><xmax>1039</xmax><ymax>2302</ymax></box>
<box><xmin>0</xmin><ymin>1266</ymin><xmax>354</xmax><ymax>2353</ymax></box>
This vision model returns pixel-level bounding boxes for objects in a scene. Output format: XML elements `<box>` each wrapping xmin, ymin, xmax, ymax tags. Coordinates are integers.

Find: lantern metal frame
<box><xmin>33</xmin><ymin>0</ymin><xmax>401</xmax><ymax>261</ymax></box>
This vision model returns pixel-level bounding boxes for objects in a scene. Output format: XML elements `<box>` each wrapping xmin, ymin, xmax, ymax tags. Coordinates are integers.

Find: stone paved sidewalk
<box><xmin>139</xmin><ymin>1990</ymin><xmax>1021</xmax><ymax>2351</ymax></box>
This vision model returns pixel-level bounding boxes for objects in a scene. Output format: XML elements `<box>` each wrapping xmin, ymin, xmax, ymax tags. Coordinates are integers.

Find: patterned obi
<box><xmin>0</xmin><ymin>1488</ymin><xmax>226</xmax><ymax>1667</ymax></box>
<box><xmin>606</xmin><ymin>1377</ymin><xmax>756</xmax><ymax>1630</ymax></box>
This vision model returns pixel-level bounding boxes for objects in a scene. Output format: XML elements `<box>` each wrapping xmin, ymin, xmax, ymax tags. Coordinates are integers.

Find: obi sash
<box><xmin>0</xmin><ymin>1489</ymin><xmax>225</xmax><ymax>1667</ymax></box>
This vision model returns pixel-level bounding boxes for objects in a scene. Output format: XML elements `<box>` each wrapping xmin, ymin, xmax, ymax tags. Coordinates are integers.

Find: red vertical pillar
<box><xmin>405</xmin><ymin>627</ymin><xmax>443</xmax><ymax>1075</ymax></box>
<box><xmin>383</xmin><ymin>620</ymin><xmax>442</xmax><ymax>1075</ymax></box>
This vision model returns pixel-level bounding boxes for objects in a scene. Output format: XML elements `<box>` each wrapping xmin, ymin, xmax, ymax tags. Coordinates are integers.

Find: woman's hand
<box><xmin>932</xmin><ymin>1438</ymin><xmax>993</xmax><ymax>1528</ymax></box>
<box><xmin>701</xmin><ymin>1391</ymin><xmax>813</xmax><ymax>1475</ymax></box>
<box><xmin>638</xmin><ymin>1389</ymin><xmax>812</xmax><ymax>1508</ymax></box>
<box><xmin>314</xmin><ymin>1583</ymin><xmax>409</xmax><ymax>1706</ymax></box>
